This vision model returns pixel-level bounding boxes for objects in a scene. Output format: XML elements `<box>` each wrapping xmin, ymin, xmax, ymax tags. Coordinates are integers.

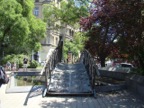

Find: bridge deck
<box><xmin>47</xmin><ymin>63</ymin><xmax>93</xmax><ymax>96</ymax></box>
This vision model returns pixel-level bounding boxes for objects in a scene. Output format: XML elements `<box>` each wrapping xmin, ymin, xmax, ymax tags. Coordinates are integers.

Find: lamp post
<box><xmin>67</xmin><ymin>47</ymin><xmax>72</xmax><ymax>64</ymax></box>
<box><xmin>59</xmin><ymin>35</ymin><xmax>64</xmax><ymax>63</ymax></box>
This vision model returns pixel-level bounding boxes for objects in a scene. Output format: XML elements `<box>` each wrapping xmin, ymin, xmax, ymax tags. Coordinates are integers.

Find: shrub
<box><xmin>1</xmin><ymin>54</ymin><xmax>28</xmax><ymax>68</ymax></box>
<box><xmin>28</xmin><ymin>60</ymin><xmax>38</xmax><ymax>68</ymax></box>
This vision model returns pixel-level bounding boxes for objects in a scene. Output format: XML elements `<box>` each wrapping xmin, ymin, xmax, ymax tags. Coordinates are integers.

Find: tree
<box><xmin>0</xmin><ymin>0</ymin><xmax>46</xmax><ymax>57</ymax></box>
<box><xmin>43</xmin><ymin>0</ymin><xmax>89</xmax><ymax>62</ymax></box>
<box><xmin>80</xmin><ymin>0</ymin><xmax>144</xmax><ymax>68</ymax></box>
<box><xmin>63</xmin><ymin>32</ymin><xmax>87</xmax><ymax>62</ymax></box>
<box><xmin>117</xmin><ymin>0</ymin><xmax>144</xmax><ymax>71</ymax></box>
<box><xmin>110</xmin><ymin>0</ymin><xmax>144</xmax><ymax>72</ymax></box>
<box><xmin>43</xmin><ymin>0</ymin><xmax>88</xmax><ymax>29</ymax></box>
<box><xmin>80</xmin><ymin>0</ymin><xmax>122</xmax><ymax>66</ymax></box>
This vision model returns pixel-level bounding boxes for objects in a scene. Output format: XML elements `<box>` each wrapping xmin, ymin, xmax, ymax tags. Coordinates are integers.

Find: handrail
<box><xmin>40</xmin><ymin>49</ymin><xmax>55</xmax><ymax>76</ymax></box>
<box><xmin>80</xmin><ymin>49</ymin><xmax>100</xmax><ymax>97</ymax></box>
<box><xmin>42</xmin><ymin>36</ymin><xmax>63</xmax><ymax>97</ymax></box>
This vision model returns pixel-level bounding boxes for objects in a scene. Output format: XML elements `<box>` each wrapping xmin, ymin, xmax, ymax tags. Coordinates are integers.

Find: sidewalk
<box><xmin>1</xmin><ymin>83</ymin><xmax>144</xmax><ymax>108</ymax></box>
<box><xmin>1</xmin><ymin>68</ymin><xmax>144</xmax><ymax>108</ymax></box>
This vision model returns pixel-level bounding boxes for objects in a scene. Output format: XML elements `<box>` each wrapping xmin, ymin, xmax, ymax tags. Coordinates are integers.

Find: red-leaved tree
<box><xmin>80</xmin><ymin>0</ymin><xmax>144</xmax><ymax>68</ymax></box>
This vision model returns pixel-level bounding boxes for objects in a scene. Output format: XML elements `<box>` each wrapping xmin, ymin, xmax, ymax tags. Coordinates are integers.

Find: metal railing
<box><xmin>42</xmin><ymin>36</ymin><xmax>63</xmax><ymax>97</ymax></box>
<box><xmin>80</xmin><ymin>49</ymin><xmax>100</xmax><ymax>97</ymax></box>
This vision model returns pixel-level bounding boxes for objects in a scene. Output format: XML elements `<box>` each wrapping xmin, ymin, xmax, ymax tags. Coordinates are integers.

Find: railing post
<box><xmin>92</xmin><ymin>64</ymin><xmax>95</xmax><ymax>89</ymax></box>
<box><xmin>80</xmin><ymin>49</ymin><xmax>100</xmax><ymax>98</ymax></box>
<box><xmin>42</xmin><ymin>64</ymin><xmax>48</xmax><ymax>97</ymax></box>
<box><xmin>43</xmin><ymin>34</ymin><xmax>63</xmax><ymax>97</ymax></box>
<box><xmin>45</xmin><ymin>65</ymin><xmax>48</xmax><ymax>86</ymax></box>
<box><xmin>93</xmin><ymin>65</ymin><xmax>97</xmax><ymax>98</ymax></box>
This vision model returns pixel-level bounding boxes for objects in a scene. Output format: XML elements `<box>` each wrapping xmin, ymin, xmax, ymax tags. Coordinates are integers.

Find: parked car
<box><xmin>119</xmin><ymin>63</ymin><xmax>134</xmax><ymax>68</ymax></box>
<box><xmin>116</xmin><ymin>63</ymin><xmax>135</xmax><ymax>73</ymax></box>
<box><xmin>108</xmin><ymin>62</ymin><xmax>135</xmax><ymax>73</ymax></box>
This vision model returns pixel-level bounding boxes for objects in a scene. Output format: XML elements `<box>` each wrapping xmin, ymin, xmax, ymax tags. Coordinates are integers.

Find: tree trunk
<box><xmin>100</xmin><ymin>56</ymin><xmax>106</xmax><ymax>67</ymax></box>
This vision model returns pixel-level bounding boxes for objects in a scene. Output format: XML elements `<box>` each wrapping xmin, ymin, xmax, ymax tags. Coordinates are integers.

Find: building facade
<box><xmin>33</xmin><ymin>0</ymin><xmax>74</xmax><ymax>62</ymax></box>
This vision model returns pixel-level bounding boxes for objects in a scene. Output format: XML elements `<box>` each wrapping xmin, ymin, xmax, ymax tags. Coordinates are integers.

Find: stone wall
<box><xmin>99</xmin><ymin>70</ymin><xmax>130</xmax><ymax>80</ymax></box>
<box><xmin>98</xmin><ymin>70</ymin><xmax>144</xmax><ymax>99</ymax></box>
<box><xmin>126</xmin><ymin>74</ymin><xmax>144</xmax><ymax>99</ymax></box>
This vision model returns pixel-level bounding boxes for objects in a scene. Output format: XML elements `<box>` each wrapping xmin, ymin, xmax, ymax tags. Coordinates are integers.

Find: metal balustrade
<box><xmin>42</xmin><ymin>36</ymin><xmax>63</xmax><ymax>97</ymax></box>
<box><xmin>42</xmin><ymin>40</ymin><xmax>101</xmax><ymax>97</ymax></box>
<box><xmin>80</xmin><ymin>49</ymin><xmax>100</xmax><ymax>97</ymax></box>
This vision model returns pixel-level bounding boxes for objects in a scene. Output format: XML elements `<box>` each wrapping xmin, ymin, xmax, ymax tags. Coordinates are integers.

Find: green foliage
<box><xmin>28</xmin><ymin>60</ymin><xmax>39</xmax><ymax>68</ymax></box>
<box><xmin>137</xmin><ymin>69</ymin><xmax>144</xmax><ymax>76</ymax></box>
<box><xmin>2</xmin><ymin>55</ymin><xmax>39</xmax><ymax>68</ymax></box>
<box><xmin>63</xmin><ymin>32</ymin><xmax>87</xmax><ymax>60</ymax></box>
<box><xmin>1</xmin><ymin>54</ymin><xmax>28</xmax><ymax>68</ymax></box>
<box><xmin>43</xmin><ymin>2</ymin><xmax>60</xmax><ymax>27</ymax></box>
<box><xmin>43</xmin><ymin>0</ymin><xmax>88</xmax><ymax>28</ymax></box>
<box><xmin>0</xmin><ymin>0</ymin><xmax>46</xmax><ymax>56</ymax></box>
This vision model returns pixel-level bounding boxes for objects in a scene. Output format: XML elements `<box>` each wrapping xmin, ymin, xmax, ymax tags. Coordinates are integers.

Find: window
<box><xmin>47</xmin><ymin>35</ymin><xmax>50</xmax><ymax>44</ymax></box>
<box><xmin>71</xmin><ymin>30</ymin><xmax>74</xmax><ymax>36</ymax></box>
<box><xmin>55</xmin><ymin>37</ymin><xmax>58</xmax><ymax>45</ymax></box>
<box><xmin>69</xmin><ymin>29</ymin><xmax>74</xmax><ymax>36</ymax></box>
<box><xmin>57</xmin><ymin>0</ymin><xmax>61</xmax><ymax>3</ymax></box>
<box><xmin>35</xmin><ymin>0</ymin><xmax>39</xmax><ymax>2</ymax></box>
<box><xmin>45</xmin><ymin>0</ymin><xmax>51</xmax><ymax>1</ymax></box>
<box><xmin>33</xmin><ymin>7</ymin><xmax>39</xmax><ymax>16</ymax></box>
<box><xmin>69</xmin><ymin>29</ymin><xmax>71</xmax><ymax>36</ymax></box>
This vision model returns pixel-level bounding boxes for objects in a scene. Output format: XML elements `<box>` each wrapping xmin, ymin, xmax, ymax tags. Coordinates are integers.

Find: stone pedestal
<box><xmin>67</xmin><ymin>51</ymin><xmax>72</xmax><ymax>64</ymax></box>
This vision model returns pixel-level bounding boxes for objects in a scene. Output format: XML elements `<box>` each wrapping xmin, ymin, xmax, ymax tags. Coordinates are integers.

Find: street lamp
<box><xmin>59</xmin><ymin>35</ymin><xmax>64</xmax><ymax>62</ymax></box>
<box><xmin>67</xmin><ymin>47</ymin><xmax>72</xmax><ymax>64</ymax></box>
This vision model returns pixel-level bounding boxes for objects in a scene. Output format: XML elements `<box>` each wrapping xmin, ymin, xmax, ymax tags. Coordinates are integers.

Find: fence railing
<box><xmin>80</xmin><ymin>49</ymin><xmax>100</xmax><ymax>97</ymax></box>
<box><xmin>42</xmin><ymin>36</ymin><xmax>63</xmax><ymax>97</ymax></box>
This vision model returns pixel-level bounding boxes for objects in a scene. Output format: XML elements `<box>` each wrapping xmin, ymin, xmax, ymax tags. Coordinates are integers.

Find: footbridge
<box><xmin>41</xmin><ymin>37</ymin><xmax>100</xmax><ymax>97</ymax></box>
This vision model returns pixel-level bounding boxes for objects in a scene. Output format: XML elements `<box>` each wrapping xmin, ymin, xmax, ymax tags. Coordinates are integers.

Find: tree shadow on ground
<box><xmin>23</xmin><ymin>85</ymin><xmax>45</xmax><ymax>105</ymax></box>
<box><xmin>39</xmin><ymin>90</ymin><xmax>144</xmax><ymax>108</ymax></box>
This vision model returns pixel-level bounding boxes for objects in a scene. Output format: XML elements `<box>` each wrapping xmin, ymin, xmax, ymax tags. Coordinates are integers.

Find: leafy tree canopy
<box><xmin>80</xmin><ymin>0</ymin><xmax>144</xmax><ymax>68</ymax></box>
<box><xmin>63</xmin><ymin>32</ymin><xmax>87</xmax><ymax>60</ymax></box>
<box><xmin>43</xmin><ymin>0</ymin><xmax>88</xmax><ymax>29</ymax></box>
<box><xmin>0</xmin><ymin>0</ymin><xmax>46</xmax><ymax>57</ymax></box>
